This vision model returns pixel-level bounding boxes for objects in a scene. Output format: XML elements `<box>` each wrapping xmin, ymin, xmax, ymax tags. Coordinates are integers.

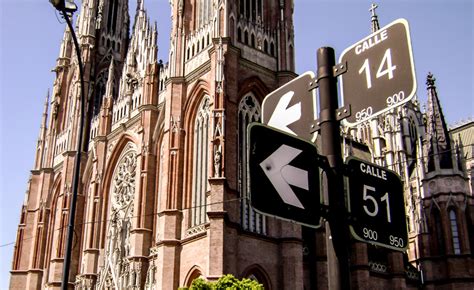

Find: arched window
<box><xmin>97</xmin><ymin>145</ymin><xmax>138</xmax><ymax>289</ymax></box>
<box><xmin>449</xmin><ymin>209</ymin><xmax>461</xmax><ymax>254</ymax></box>
<box><xmin>197</xmin><ymin>0</ymin><xmax>212</xmax><ymax>28</ymax></box>
<box><xmin>288</xmin><ymin>44</ymin><xmax>294</xmax><ymax>70</ymax></box>
<box><xmin>432</xmin><ymin>209</ymin><xmax>445</xmax><ymax>255</ymax></box>
<box><xmin>191</xmin><ymin>96</ymin><xmax>210</xmax><ymax>227</ymax></box>
<box><xmin>106</xmin><ymin>0</ymin><xmax>119</xmax><ymax>35</ymax></box>
<box><xmin>155</xmin><ymin>143</ymin><xmax>165</xmax><ymax>241</ymax></box>
<box><xmin>185</xmin><ymin>268</ymin><xmax>204</xmax><ymax>288</ymax></box>
<box><xmin>92</xmin><ymin>70</ymin><xmax>107</xmax><ymax>117</ymax></box>
<box><xmin>240</xmin><ymin>0</ymin><xmax>263</xmax><ymax>22</ymax></box>
<box><xmin>243</xmin><ymin>265</ymin><xmax>270</xmax><ymax>289</ymax></box>
<box><xmin>238</xmin><ymin>94</ymin><xmax>266</xmax><ymax>234</ymax></box>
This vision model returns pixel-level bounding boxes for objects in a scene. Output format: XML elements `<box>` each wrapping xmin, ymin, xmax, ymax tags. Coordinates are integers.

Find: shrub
<box><xmin>188</xmin><ymin>274</ymin><xmax>264</xmax><ymax>290</ymax></box>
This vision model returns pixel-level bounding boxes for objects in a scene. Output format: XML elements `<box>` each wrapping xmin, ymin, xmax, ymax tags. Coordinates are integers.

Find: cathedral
<box><xmin>9</xmin><ymin>0</ymin><xmax>474</xmax><ymax>289</ymax></box>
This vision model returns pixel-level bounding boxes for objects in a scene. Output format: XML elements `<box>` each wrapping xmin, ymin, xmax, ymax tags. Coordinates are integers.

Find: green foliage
<box><xmin>190</xmin><ymin>277</ymin><xmax>213</xmax><ymax>290</ymax></box>
<box><xmin>214</xmin><ymin>274</ymin><xmax>240</xmax><ymax>289</ymax></box>
<box><xmin>188</xmin><ymin>274</ymin><xmax>264</xmax><ymax>290</ymax></box>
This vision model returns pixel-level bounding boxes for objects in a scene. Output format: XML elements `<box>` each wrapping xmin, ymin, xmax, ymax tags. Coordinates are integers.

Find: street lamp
<box><xmin>50</xmin><ymin>0</ymin><xmax>77</xmax><ymax>14</ymax></box>
<box><xmin>49</xmin><ymin>1</ymin><xmax>85</xmax><ymax>289</ymax></box>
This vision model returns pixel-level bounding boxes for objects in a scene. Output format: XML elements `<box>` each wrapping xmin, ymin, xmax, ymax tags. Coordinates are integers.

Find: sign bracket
<box><xmin>310</xmin><ymin>105</ymin><xmax>351</xmax><ymax>133</ymax></box>
<box><xmin>308</xmin><ymin>61</ymin><xmax>347</xmax><ymax>91</ymax></box>
<box><xmin>308</xmin><ymin>61</ymin><xmax>349</xmax><ymax>134</ymax></box>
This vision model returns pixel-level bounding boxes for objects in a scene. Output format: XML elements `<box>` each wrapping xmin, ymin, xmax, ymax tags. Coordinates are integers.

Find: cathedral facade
<box><xmin>10</xmin><ymin>1</ymin><xmax>474</xmax><ymax>289</ymax></box>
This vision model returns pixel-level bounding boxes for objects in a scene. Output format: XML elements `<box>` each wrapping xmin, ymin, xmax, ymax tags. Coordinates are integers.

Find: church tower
<box><xmin>14</xmin><ymin>1</ymin><xmax>472</xmax><ymax>289</ymax></box>
<box><xmin>144</xmin><ymin>0</ymin><xmax>299</xmax><ymax>288</ymax></box>
<box><xmin>342</xmin><ymin>5</ymin><xmax>474</xmax><ymax>289</ymax></box>
<box><xmin>11</xmin><ymin>1</ymin><xmax>303</xmax><ymax>289</ymax></box>
<box><xmin>411</xmin><ymin>73</ymin><xmax>474</xmax><ymax>289</ymax></box>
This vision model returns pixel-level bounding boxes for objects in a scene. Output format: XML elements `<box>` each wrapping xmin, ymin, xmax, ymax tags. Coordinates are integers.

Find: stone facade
<box><xmin>10</xmin><ymin>1</ymin><xmax>474</xmax><ymax>289</ymax></box>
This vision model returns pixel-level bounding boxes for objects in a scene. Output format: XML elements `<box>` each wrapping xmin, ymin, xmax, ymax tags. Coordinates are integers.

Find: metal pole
<box><xmin>60</xmin><ymin>7</ymin><xmax>86</xmax><ymax>290</ymax></box>
<box><xmin>317</xmin><ymin>47</ymin><xmax>351</xmax><ymax>290</ymax></box>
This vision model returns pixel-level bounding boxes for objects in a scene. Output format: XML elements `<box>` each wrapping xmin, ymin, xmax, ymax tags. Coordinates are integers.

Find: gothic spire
<box><xmin>34</xmin><ymin>90</ymin><xmax>50</xmax><ymax>169</ymax></box>
<box><xmin>93</xmin><ymin>0</ymin><xmax>130</xmax><ymax>57</ymax></box>
<box><xmin>41</xmin><ymin>89</ymin><xmax>50</xmax><ymax>131</ymax></box>
<box><xmin>150</xmin><ymin>21</ymin><xmax>158</xmax><ymax>63</ymax></box>
<box><xmin>369</xmin><ymin>3</ymin><xmax>380</xmax><ymax>33</ymax></box>
<box><xmin>58</xmin><ymin>26</ymin><xmax>72</xmax><ymax>60</ymax></box>
<box><xmin>138</xmin><ymin>0</ymin><xmax>145</xmax><ymax>12</ymax></box>
<box><xmin>106</xmin><ymin>58</ymin><xmax>115</xmax><ymax>98</ymax></box>
<box><xmin>425</xmin><ymin>72</ymin><xmax>453</xmax><ymax>170</ymax></box>
<box><xmin>133</xmin><ymin>0</ymin><xmax>146</xmax><ymax>31</ymax></box>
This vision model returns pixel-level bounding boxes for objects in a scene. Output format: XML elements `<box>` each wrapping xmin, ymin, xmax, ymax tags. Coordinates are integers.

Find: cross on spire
<box><xmin>369</xmin><ymin>3</ymin><xmax>380</xmax><ymax>32</ymax></box>
<box><xmin>369</xmin><ymin>3</ymin><xmax>378</xmax><ymax>17</ymax></box>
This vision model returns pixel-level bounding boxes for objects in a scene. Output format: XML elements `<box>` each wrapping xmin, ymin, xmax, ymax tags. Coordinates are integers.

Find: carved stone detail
<box><xmin>185</xmin><ymin>224</ymin><xmax>207</xmax><ymax>237</ymax></box>
<box><xmin>97</xmin><ymin>148</ymin><xmax>137</xmax><ymax>290</ymax></box>
<box><xmin>112</xmin><ymin>152</ymin><xmax>136</xmax><ymax>210</ymax></box>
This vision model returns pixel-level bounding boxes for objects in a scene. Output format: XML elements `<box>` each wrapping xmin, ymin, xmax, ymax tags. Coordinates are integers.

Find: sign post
<box><xmin>316</xmin><ymin>47</ymin><xmax>351</xmax><ymax>290</ymax></box>
<box><xmin>346</xmin><ymin>158</ymin><xmax>408</xmax><ymax>251</ymax></box>
<box><xmin>247</xmin><ymin>17</ymin><xmax>416</xmax><ymax>288</ymax></box>
<box><xmin>339</xmin><ymin>18</ymin><xmax>416</xmax><ymax>126</ymax></box>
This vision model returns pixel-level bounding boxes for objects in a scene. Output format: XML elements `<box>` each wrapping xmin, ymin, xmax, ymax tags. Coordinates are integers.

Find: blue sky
<box><xmin>0</xmin><ymin>0</ymin><xmax>472</xmax><ymax>288</ymax></box>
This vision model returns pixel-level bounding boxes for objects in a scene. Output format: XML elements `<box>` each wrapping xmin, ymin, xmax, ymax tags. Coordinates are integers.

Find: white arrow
<box><xmin>259</xmin><ymin>144</ymin><xmax>309</xmax><ymax>209</ymax></box>
<box><xmin>267</xmin><ymin>91</ymin><xmax>301</xmax><ymax>135</ymax></box>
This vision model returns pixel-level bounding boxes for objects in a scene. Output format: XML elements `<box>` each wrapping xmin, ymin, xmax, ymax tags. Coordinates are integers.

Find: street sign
<box><xmin>262</xmin><ymin>71</ymin><xmax>317</xmax><ymax>141</ymax></box>
<box><xmin>248</xmin><ymin>123</ymin><xmax>322</xmax><ymax>227</ymax></box>
<box><xmin>339</xmin><ymin>18</ymin><xmax>417</xmax><ymax>127</ymax></box>
<box><xmin>346</xmin><ymin>157</ymin><xmax>407</xmax><ymax>251</ymax></box>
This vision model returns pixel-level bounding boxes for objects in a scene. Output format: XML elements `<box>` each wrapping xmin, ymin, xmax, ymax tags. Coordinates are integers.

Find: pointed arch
<box><xmin>449</xmin><ymin>208</ymin><xmax>461</xmax><ymax>254</ymax></box>
<box><xmin>237</xmin><ymin>27</ymin><xmax>242</xmax><ymax>42</ymax></box>
<box><xmin>151</xmin><ymin>109</ymin><xmax>166</xmax><ymax>243</ymax></box>
<box><xmin>237</xmin><ymin>93</ymin><xmax>265</xmax><ymax>234</ymax></box>
<box><xmin>45</xmin><ymin>176</ymin><xmax>68</xmax><ymax>259</ymax></box>
<box><xmin>241</xmin><ymin>264</ymin><xmax>271</xmax><ymax>290</ymax></box>
<box><xmin>182</xmin><ymin>80</ymin><xmax>212</xmax><ymax>230</ymax></box>
<box><xmin>82</xmin><ymin>146</ymin><xmax>96</xmax><ymax>186</ymax></box>
<box><xmin>41</xmin><ymin>177</ymin><xmax>63</xmax><ymax>281</ymax></box>
<box><xmin>96</xmin><ymin>139</ymin><xmax>139</xmax><ymax>289</ymax></box>
<box><xmin>183</xmin><ymin>79</ymin><xmax>211</xmax><ymax>117</ymax></box>
<box><xmin>183</xmin><ymin>265</ymin><xmax>205</xmax><ymax>287</ymax></box>
<box><xmin>430</xmin><ymin>207</ymin><xmax>445</xmax><ymax>255</ymax></box>
<box><xmin>288</xmin><ymin>44</ymin><xmax>294</xmax><ymax>71</ymax></box>
<box><xmin>229</xmin><ymin>16</ymin><xmax>235</xmax><ymax>41</ymax></box>
<box><xmin>190</xmin><ymin>95</ymin><xmax>211</xmax><ymax>227</ymax></box>
<box><xmin>151</xmin><ymin>106</ymin><xmax>166</xmax><ymax>157</ymax></box>
<box><xmin>98</xmin><ymin>134</ymin><xmax>139</xmax><ymax>249</ymax></box>
<box><xmin>238</xmin><ymin>76</ymin><xmax>269</xmax><ymax>103</ymax></box>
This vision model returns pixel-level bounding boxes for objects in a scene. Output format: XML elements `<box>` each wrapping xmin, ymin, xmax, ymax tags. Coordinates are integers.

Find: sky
<box><xmin>0</xmin><ymin>0</ymin><xmax>472</xmax><ymax>288</ymax></box>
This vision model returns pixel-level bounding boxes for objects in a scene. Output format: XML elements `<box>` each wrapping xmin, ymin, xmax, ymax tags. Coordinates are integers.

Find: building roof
<box><xmin>450</xmin><ymin>120</ymin><xmax>474</xmax><ymax>161</ymax></box>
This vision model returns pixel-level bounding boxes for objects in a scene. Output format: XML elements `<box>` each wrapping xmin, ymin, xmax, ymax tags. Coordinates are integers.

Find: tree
<box><xmin>186</xmin><ymin>274</ymin><xmax>264</xmax><ymax>290</ymax></box>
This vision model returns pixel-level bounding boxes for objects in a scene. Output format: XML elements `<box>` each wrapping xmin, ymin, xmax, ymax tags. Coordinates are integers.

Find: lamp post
<box><xmin>49</xmin><ymin>1</ymin><xmax>85</xmax><ymax>289</ymax></box>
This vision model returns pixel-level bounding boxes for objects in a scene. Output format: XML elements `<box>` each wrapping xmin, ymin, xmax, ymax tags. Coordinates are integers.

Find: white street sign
<box><xmin>262</xmin><ymin>71</ymin><xmax>317</xmax><ymax>141</ymax></box>
<box><xmin>267</xmin><ymin>92</ymin><xmax>302</xmax><ymax>135</ymax></box>
<box><xmin>248</xmin><ymin>123</ymin><xmax>322</xmax><ymax>228</ymax></box>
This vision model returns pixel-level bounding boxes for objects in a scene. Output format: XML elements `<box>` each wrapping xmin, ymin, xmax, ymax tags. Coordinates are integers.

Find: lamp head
<box><xmin>49</xmin><ymin>0</ymin><xmax>77</xmax><ymax>13</ymax></box>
